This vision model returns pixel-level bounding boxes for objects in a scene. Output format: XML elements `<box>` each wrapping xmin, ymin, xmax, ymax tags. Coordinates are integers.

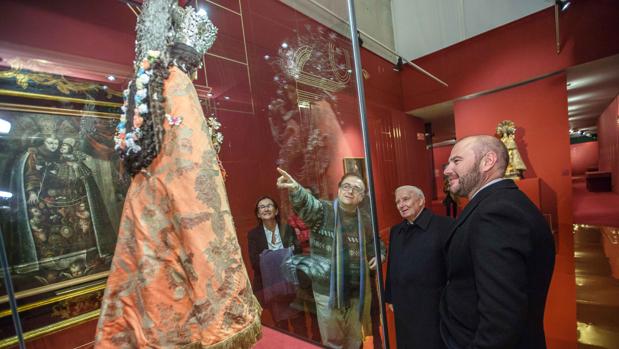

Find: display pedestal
<box><xmin>585</xmin><ymin>171</ymin><xmax>612</xmax><ymax>192</ymax></box>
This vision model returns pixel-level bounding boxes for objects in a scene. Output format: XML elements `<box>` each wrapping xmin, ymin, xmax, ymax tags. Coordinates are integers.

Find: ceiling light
<box><xmin>557</xmin><ymin>0</ymin><xmax>571</xmax><ymax>12</ymax></box>
<box><xmin>224</xmin><ymin>96</ymin><xmax>230</xmax><ymax>100</ymax></box>
<box><xmin>107</xmin><ymin>75</ymin><xmax>116</xmax><ymax>81</ymax></box>
<box><xmin>264</xmin><ymin>54</ymin><xmax>270</xmax><ymax>60</ymax></box>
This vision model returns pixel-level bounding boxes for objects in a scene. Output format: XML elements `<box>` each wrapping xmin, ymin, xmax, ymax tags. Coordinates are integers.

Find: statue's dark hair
<box><xmin>121</xmin><ymin>42</ymin><xmax>202</xmax><ymax>176</ymax></box>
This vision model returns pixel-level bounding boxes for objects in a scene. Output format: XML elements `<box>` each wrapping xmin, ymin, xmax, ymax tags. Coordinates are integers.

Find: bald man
<box><xmin>440</xmin><ymin>135</ymin><xmax>555</xmax><ymax>349</ymax></box>
<box><xmin>385</xmin><ymin>186</ymin><xmax>453</xmax><ymax>349</ymax></box>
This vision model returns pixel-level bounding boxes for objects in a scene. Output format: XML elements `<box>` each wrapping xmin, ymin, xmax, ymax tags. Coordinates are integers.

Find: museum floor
<box><xmin>572</xmin><ymin>180</ymin><xmax>619</xmax><ymax>349</ymax></box>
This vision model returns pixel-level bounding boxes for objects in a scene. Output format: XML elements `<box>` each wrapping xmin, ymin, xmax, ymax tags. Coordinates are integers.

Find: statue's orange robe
<box><xmin>95</xmin><ymin>66</ymin><xmax>261</xmax><ymax>349</ymax></box>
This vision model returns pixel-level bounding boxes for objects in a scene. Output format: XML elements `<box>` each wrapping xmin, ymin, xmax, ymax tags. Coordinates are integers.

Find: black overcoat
<box><xmin>385</xmin><ymin>208</ymin><xmax>453</xmax><ymax>349</ymax></box>
<box><xmin>440</xmin><ymin>179</ymin><xmax>555</xmax><ymax>349</ymax></box>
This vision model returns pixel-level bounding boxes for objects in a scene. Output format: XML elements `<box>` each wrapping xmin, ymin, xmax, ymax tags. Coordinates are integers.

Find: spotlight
<box><xmin>393</xmin><ymin>56</ymin><xmax>403</xmax><ymax>72</ymax></box>
<box><xmin>556</xmin><ymin>0</ymin><xmax>571</xmax><ymax>12</ymax></box>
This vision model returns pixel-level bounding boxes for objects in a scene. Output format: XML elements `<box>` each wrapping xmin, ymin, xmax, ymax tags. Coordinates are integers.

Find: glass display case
<box><xmin>0</xmin><ymin>0</ymin><xmax>419</xmax><ymax>347</ymax></box>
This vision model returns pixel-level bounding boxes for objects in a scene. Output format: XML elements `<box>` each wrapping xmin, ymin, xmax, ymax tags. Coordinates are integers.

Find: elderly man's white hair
<box><xmin>395</xmin><ymin>185</ymin><xmax>425</xmax><ymax>201</ymax></box>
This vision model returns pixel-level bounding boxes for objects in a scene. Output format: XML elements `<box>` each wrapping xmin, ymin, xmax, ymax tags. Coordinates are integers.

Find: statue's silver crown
<box><xmin>171</xmin><ymin>5</ymin><xmax>218</xmax><ymax>56</ymax></box>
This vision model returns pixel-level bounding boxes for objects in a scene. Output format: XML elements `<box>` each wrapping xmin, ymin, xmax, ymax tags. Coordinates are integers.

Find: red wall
<box><xmin>0</xmin><ymin>0</ymin><xmax>135</xmax><ymax>66</ymax></box>
<box><xmin>432</xmin><ymin>145</ymin><xmax>453</xmax><ymax>200</ymax></box>
<box><xmin>402</xmin><ymin>0</ymin><xmax>619</xmax><ymax>111</ymax></box>
<box><xmin>570</xmin><ymin>141</ymin><xmax>599</xmax><ymax>176</ymax></box>
<box><xmin>453</xmin><ymin>73</ymin><xmax>576</xmax><ymax>349</ymax></box>
<box><xmin>597</xmin><ymin>96</ymin><xmax>619</xmax><ymax>194</ymax></box>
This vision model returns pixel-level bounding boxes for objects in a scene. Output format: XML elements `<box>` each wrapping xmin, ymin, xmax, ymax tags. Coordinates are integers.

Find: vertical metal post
<box><xmin>0</xmin><ymin>227</ymin><xmax>27</xmax><ymax>349</ymax></box>
<box><xmin>345</xmin><ymin>0</ymin><xmax>390</xmax><ymax>347</ymax></box>
<box><xmin>554</xmin><ymin>1</ymin><xmax>561</xmax><ymax>54</ymax></box>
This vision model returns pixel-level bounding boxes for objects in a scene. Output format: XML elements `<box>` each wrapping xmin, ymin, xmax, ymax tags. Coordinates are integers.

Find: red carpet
<box><xmin>572</xmin><ymin>180</ymin><xmax>619</xmax><ymax>228</ymax></box>
<box><xmin>253</xmin><ymin>327</ymin><xmax>322</xmax><ymax>349</ymax></box>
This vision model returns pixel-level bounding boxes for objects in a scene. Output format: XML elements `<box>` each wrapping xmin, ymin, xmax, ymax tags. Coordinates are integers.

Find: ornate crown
<box><xmin>170</xmin><ymin>5</ymin><xmax>218</xmax><ymax>56</ymax></box>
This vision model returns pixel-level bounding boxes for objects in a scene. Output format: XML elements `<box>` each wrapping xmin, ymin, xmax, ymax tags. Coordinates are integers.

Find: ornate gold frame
<box><xmin>0</xmin><ymin>68</ymin><xmax>122</xmax><ymax>346</ymax></box>
<box><xmin>343</xmin><ymin>157</ymin><xmax>367</xmax><ymax>185</ymax></box>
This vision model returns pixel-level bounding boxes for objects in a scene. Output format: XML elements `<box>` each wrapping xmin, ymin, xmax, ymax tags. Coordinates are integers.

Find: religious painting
<box><xmin>0</xmin><ymin>65</ymin><xmax>127</xmax><ymax>346</ymax></box>
<box><xmin>343</xmin><ymin>157</ymin><xmax>367</xmax><ymax>186</ymax></box>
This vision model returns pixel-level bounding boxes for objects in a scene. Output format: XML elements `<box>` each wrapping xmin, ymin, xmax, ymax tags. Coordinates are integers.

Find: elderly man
<box><xmin>385</xmin><ymin>185</ymin><xmax>453</xmax><ymax>349</ymax></box>
<box><xmin>440</xmin><ymin>135</ymin><xmax>555</xmax><ymax>349</ymax></box>
<box><xmin>276</xmin><ymin>168</ymin><xmax>383</xmax><ymax>349</ymax></box>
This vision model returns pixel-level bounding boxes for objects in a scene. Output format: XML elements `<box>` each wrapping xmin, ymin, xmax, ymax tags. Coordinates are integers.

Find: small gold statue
<box><xmin>496</xmin><ymin>120</ymin><xmax>527</xmax><ymax>179</ymax></box>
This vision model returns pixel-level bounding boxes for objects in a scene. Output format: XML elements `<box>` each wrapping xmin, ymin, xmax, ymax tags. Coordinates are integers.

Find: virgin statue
<box><xmin>95</xmin><ymin>1</ymin><xmax>261</xmax><ymax>348</ymax></box>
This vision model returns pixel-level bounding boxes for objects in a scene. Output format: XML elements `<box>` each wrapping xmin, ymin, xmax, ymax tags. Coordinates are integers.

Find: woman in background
<box><xmin>248</xmin><ymin>196</ymin><xmax>307</xmax><ymax>336</ymax></box>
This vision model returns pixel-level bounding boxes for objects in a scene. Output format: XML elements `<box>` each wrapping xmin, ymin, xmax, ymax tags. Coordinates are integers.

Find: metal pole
<box><xmin>0</xmin><ymin>226</ymin><xmax>27</xmax><ymax>349</ymax></box>
<box><xmin>345</xmin><ymin>0</ymin><xmax>390</xmax><ymax>348</ymax></box>
<box><xmin>554</xmin><ymin>1</ymin><xmax>561</xmax><ymax>54</ymax></box>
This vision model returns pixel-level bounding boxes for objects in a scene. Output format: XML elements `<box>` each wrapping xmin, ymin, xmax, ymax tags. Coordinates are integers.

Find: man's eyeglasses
<box><xmin>258</xmin><ymin>203</ymin><xmax>275</xmax><ymax>210</ymax></box>
<box><xmin>340</xmin><ymin>183</ymin><xmax>364</xmax><ymax>195</ymax></box>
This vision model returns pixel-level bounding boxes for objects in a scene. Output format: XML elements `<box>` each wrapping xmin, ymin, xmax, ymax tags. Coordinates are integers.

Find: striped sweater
<box><xmin>289</xmin><ymin>187</ymin><xmax>382</xmax><ymax>297</ymax></box>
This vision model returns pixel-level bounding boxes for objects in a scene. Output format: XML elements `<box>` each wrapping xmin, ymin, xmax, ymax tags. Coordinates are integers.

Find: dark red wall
<box><xmin>570</xmin><ymin>141</ymin><xmax>599</xmax><ymax>176</ymax></box>
<box><xmin>597</xmin><ymin>96</ymin><xmax>619</xmax><ymax>194</ymax></box>
<box><xmin>0</xmin><ymin>0</ymin><xmax>135</xmax><ymax>66</ymax></box>
<box><xmin>453</xmin><ymin>74</ymin><xmax>576</xmax><ymax>349</ymax></box>
<box><xmin>402</xmin><ymin>0</ymin><xmax>619</xmax><ymax>111</ymax></box>
<box><xmin>431</xmin><ymin>145</ymin><xmax>453</xmax><ymax>200</ymax></box>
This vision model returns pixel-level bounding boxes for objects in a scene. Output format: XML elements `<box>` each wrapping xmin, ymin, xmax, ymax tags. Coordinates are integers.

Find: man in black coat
<box><xmin>385</xmin><ymin>185</ymin><xmax>453</xmax><ymax>349</ymax></box>
<box><xmin>440</xmin><ymin>135</ymin><xmax>555</xmax><ymax>349</ymax></box>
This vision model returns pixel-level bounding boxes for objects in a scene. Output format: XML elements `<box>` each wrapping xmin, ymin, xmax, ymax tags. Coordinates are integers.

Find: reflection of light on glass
<box><xmin>0</xmin><ymin>118</ymin><xmax>11</xmax><ymax>134</ymax></box>
<box><xmin>281</xmin><ymin>42</ymin><xmax>288</xmax><ymax>49</ymax></box>
<box><xmin>102</xmin><ymin>85</ymin><xmax>109</xmax><ymax>90</ymax></box>
<box><xmin>224</xmin><ymin>96</ymin><xmax>230</xmax><ymax>100</ymax></box>
<box><xmin>299</xmin><ymin>101</ymin><xmax>310</xmax><ymax>109</ymax></box>
<box><xmin>197</xmin><ymin>8</ymin><xmax>207</xmax><ymax>16</ymax></box>
<box><xmin>207</xmin><ymin>93</ymin><xmax>213</xmax><ymax>97</ymax></box>
<box><xmin>0</xmin><ymin>191</ymin><xmax>12</xmax><ymax>199</ymax></box>
<box><xmin>107</xmin><ymin>75</ymin><xmax>116</xmax><ymax>81</ymax></box>
<box><xmin>575</xmin><ymin>276</ymin><xmax>585</xmax><ymax>286</ymax></box>
<box><xmin>264</xmin><ymin>55</ymin><xmax>270</xmax><ymax>60</ymax></box>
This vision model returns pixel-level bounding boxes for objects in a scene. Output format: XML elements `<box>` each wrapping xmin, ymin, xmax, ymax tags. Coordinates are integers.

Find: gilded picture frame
<box><xmin>0</xmin><ymin>64</ymin><xmax>126</xmax><ymax>347</ymax></box>
<box><xmin>343</xmin><ymin>157</ymin><xmax>367</xmax><ymax>185</ymax></box>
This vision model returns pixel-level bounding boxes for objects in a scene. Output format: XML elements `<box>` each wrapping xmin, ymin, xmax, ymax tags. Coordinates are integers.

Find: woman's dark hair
<box><xmin>121</xmin><ymin>42</ymin><xmax>202</xmax><ymax>176</ymax></box>
<box><xmin>254</xmin><ymin>196</ymin><xmax>280</xmax><ymax>225</ymax></box>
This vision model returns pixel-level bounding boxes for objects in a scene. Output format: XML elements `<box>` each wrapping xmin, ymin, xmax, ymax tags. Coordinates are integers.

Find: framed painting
<box><xmin>343</xmin><ymin>157</ymin><xmax>367</xmax><ymax>186</ymax></box>
<box><xmin>0</xmin><ymin>64</ymin><xmax>127</xmax><ymax>346</ymax></box>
